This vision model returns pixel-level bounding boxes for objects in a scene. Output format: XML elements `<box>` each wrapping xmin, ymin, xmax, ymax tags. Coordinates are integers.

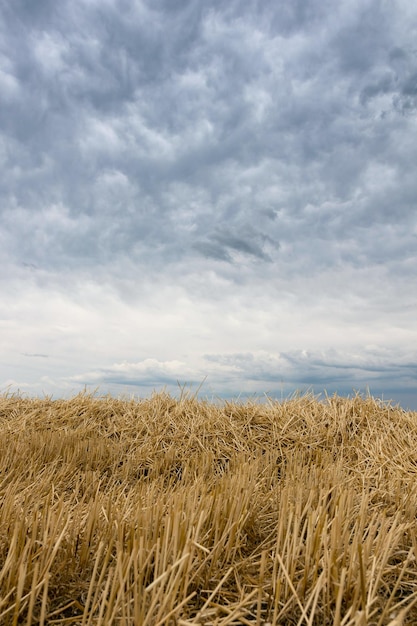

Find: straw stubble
<box><xmin>0</xmin><ymin>391</ymin><xmax>417</xmax><ymax>624</ymax></box>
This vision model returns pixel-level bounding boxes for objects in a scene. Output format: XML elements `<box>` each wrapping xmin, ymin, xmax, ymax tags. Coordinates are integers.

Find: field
<box><xmin>1</xmin><ymin>391</ymin><xmax>417</xmax><ymax>625</ymax></box>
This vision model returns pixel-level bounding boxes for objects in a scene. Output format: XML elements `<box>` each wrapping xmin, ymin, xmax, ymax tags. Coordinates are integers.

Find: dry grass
<box><xmin>1</xmin><ymin>390</ymin><xmax>417</xmax><ymax>625</ymax></box>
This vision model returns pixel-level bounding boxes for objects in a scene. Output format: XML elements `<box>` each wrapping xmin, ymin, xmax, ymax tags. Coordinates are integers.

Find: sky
<box><xmin>1</xmin><ymin>0</ymin><xmax>417</xmax><ymax>409</ymax></box>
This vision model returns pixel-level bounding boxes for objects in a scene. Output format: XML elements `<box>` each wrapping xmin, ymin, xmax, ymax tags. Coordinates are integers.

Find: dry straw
<box><xmin>1</xmin><ymin>390</ymin><xmax>417</xmax><ymax>624</ymax></box>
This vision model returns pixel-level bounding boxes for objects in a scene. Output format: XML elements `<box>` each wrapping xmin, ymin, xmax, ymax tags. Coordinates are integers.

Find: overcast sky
<box><xmin>1</xmin><ymin>0</ymin><xmax>417</xmax><ymax>409</ymax></box>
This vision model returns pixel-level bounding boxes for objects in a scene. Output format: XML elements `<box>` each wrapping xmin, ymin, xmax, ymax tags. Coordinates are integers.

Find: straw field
<box><xmin>1</xmin><ymin>390</ymin><xmax>417</xmax><ymax>625</ymax></box>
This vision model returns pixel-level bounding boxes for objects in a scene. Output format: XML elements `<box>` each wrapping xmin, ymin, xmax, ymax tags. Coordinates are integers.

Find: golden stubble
<box><xmin>0</xmin><ymin>391</ymin><xmax>417</xmax><ymax>624</ymax></box>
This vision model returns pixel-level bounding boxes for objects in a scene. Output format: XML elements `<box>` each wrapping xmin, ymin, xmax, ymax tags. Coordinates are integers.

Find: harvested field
<box><xmin>1</xmin><ymin>391</ymin><xmax>417</xmax><ymax>625</ymax></box>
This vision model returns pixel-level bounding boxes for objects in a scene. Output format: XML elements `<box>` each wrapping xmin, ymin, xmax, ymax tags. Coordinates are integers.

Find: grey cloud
<box><xmin>204</xmin><ymin>349</ymin><xmax>417</xmax><ymax>399</ymax></box>
<box><xmin>193</xmin><ymin>241</ymin><xmax>232</xmax><ymax>262</ymax></box>
<box><xmin>2</xmin><ymin>0</ymin><xmax>416</xmax><ymax>279</ymax></box>
<box><xmin>7</xmin><ymin>345</ymin><xmax>417</xmax><ymax>408</ymax></box>
<box><xmin>213</xmin><ymin>231</ymin><xmax>271</xmax><ymax>261</ymax></box>
<box><xmin>402</xmin><ymin>72</ymin><xmax>417</xmax><ymax>96</ymax></box>
<box><xmin>360</xmin><ymin>74</ymin><xmax>394</xmax><ymax>105</ymax></box>
<box><xmin>1</xmin><ymin>0</ymin><xmax>417</xmax><ymax>409</ymax></box>
<box><xmin>358</xmin><ymin>46</ymin><xmax>417</xmax><ymax>114</ymax></box>
<box><xmin>194</xmin><ymin>226</ymin><xmax>275</xmax><ymax>263</ymax></box>
<box><xmin>332</xmin><ymin>4</ymin><xmax>390</xmax><ymax>75</ymax></box>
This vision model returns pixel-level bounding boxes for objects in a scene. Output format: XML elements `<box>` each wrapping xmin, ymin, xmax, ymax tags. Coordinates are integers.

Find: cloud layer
<box><xmin>1</xmin><ymin>0</ymin><xmax>417</xmax><ymax>408</ymax></box>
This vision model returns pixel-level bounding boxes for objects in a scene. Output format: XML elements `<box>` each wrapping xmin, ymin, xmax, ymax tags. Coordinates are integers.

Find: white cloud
<box><xmin>0</xmin><ymin>67</ymin><xmax>20</xmax><ymax>101</ymax></box>
<box><xmin>32</xmin><ymin>31</ymin><xmax>70</xmax><ymax>75</ymax></box>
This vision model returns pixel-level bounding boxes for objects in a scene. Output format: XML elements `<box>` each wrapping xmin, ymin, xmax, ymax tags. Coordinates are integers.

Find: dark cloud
<box><xmin>2</xmin><ymin>1</ymin><xmax>416</xmax><ymax>274</ymax></box>
<box><xmin>203</xmin><ymin>349</ymin><xmax>417</xmax><ymax>404</ymax></box>
<box><xmin>194</xmin><ymin>226</ymin><xmax>275</xmax><ymax>262</ymax></box>
<box><xmin>193</xmin><ymin>240</ymin><xmax>232</xmax><ymax>262</ymax></box>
